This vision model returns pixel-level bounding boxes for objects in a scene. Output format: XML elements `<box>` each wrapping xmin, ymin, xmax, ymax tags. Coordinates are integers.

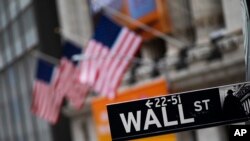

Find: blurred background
<box><xmin>0</xmin><ymin>0</ymin><xmax>247</xmax><ymax>141</ymax></box>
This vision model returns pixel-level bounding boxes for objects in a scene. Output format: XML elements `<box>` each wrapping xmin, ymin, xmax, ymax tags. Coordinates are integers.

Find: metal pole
<box><xmin>241</xmin><ymin>0</ymin><xmax>250</xmax><ymax>124</ymax></box>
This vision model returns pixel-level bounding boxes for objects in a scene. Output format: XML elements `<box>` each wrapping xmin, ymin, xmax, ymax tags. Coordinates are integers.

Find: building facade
<box><xmin>0</xmin><ymin>0</ymin><xmax>247</xmax><ymax>141</ymax></box>
<box><xmin>0</xmin><ymin>0</ymin><xmax>52</xmax><ymax>140</ymax></box>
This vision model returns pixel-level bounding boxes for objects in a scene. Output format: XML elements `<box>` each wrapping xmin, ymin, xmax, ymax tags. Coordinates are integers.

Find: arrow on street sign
<box><xmin>145</xmin><ymin>100</ymin><xmax>153</xmax><ymax>108</ymax></box>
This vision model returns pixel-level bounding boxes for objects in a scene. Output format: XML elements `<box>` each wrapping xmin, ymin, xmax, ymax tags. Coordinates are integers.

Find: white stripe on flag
<box><xmin>79</xmin><ymin>26</ymin><xmax>141</xmax><ymax>99</ymax></box>
<box><xmin>80</xmin><ymin>40</ymin><xmax>95</xmax><ymax>83</ymax></box>
<box><xmin>67</xmin><ymin>68</ymin><xmax>89</xmax><ymax>109</ymax></box>
<box><xmin>96</xmin><ymin>28</ymin><xmax>129</xmax><ymax>96</ymax></box>
<box><xmin>94</xmin><ymin>28</ymin><xmax>129</xmax><ymax>93</ymax></box>
<box><xmin>92</xmin><ymin>46</ymin><xmax>107</xmax><ymax>90</ymax></box>
<box><xmin>111</xmin><ymin>36</ymin><xmax>142</xmax><ymax>87</ymax></box>
<box><xmin>32</xmin><ymin>81</ymin><xmax>59</xmax><ymax>123</ymax></box>
<box><xmin>89</xmin><ymin>42</ymin><xmax>102</xmax><ymax>85</ymax></box>
<box><xmin>101</xmin><ymin>32</ymin><xmax>136</xmax><ymax>97</ymax></box>
<box><xmin>108</xmin><ymin>36</ymin><xmax>142</xmax><ymax>99</ymax></box>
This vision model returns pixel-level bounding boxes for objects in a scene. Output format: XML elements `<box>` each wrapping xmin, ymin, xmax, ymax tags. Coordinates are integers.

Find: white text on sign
<box><xmin>119</xmin><ymin>95</ymin><xmax>202</xmax><ymax>133</ymax></box>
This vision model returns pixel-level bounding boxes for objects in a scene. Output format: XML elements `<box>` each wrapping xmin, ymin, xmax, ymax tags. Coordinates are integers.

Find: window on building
<box><xmin>2</xmin><ymin>29</ymin><xmax>13</xmax><ymax>63</ymax></box>
<box><xmin>11</xmin><ymin>20</ymin><xmax>23</xmax><ymax>56</ymax></box>
<box><xmin>19</xmin><ymin>0</ymin><xmax>31</xmax><ymax>10</ymax></box>
<box><xmin>0</xmin><ymin>0</ymin><xmax>8</xmax><ymax>30</ymax></box>
<box><xmin>0</xmin><ymin>57</ymin><xmax>3</xmax><ymax>69</ymax></box>
<box><xmin>0</xmin><ymin>75</ymin><xmax>5</xmax><ymax>140</ymax></box>
<box><xmin>24</xmin><ymin>55</ymin><xmax>36</xmax><ymax>88</ymax></box>
<box><xmin>0</xmin><ymin>0</ymin><xmax>45</xmax><ymax>140</ymax></box>
<box><xmin>0</xmin><ymin>35</ymin><xmax>4</xmax><ymax>68</ymax></box>
<box><xmin>8</xmin><ymin>0</ymin><xmax>19</xmax><ymax>20</ymax></box>
<box><xmin>22</xmin><ymin>7</ymin><xmax>38</xmax><ymax>49</ymax></box>
<box><xmin>17</xmin><ymin>60</ymin><xmax>37</xmax><ymax>141</ymax></box>
<box><xmin>7</xmin><ymin>67</ymin><xmax>25</xmax><ymax>141</ymax></box>
<box><xmin>0</xmin><ymin>73</ymin><xmax>15</xmax><ymax>141</ymax></box>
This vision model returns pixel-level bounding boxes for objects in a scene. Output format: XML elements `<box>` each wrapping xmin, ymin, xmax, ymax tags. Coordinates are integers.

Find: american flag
<box><xmin>31</xmin><ymin>59</ymin><xmax>60</xmax><ymax>124</ymax></box>
<box><xmin>68</xmin><ymin>67</ymin><xmax>89</xmax><ymax>109</ymax></box>
<box><xmin>80</xmin><ymin>15</ymin><xmax>142</xmax><ymax>99</ymax></box>
<box><xmin>53</xmin><ymin>58</ymin><xmax>74</xmax><ymax>105</ymax></box>
<box><xmin>55</xmin><ymin>42</ymin><xmax>89</xmax><ymax>109</ymax></box>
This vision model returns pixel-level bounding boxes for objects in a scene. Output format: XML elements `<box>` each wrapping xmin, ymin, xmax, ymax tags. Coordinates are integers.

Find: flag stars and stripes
<box><xmin>80</xmin><ymin>15</ymin><xmax>142</xmax><ymax>99</ymax></box>
<box><xmin>31</xmin><ymin>59</ymin><xmax>60</xmax><ymax>124</ymax></box>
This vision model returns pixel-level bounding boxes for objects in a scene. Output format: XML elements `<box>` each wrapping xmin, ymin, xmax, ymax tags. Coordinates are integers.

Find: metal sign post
<box><xmin>242</xmin><ymin>0</ymin><xmax>250</xmax><ymax>125</ymax></box>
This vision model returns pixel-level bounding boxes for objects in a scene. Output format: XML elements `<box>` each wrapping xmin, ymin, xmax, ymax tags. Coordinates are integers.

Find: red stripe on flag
<box><xmin>79</xmin><ymin>27</ymin><xmax>141</xmax><ymax>99</ymax></box>
<box><xmin>101</xmin><ymin>31</ymin><xmax>136</xmax><ymax>97</ymax></box>
<box><xmin>108</xmin><ymin>36</ymin><xmax>142</xmax><ymax>98</ymax></box>
<box><xmin>67</xmin><ymin>68</ymin><xmax>89</xmax><ymax>109</ymax></box>
<box><xmin>95</xmin><ymin>28</ymin><xmax>129</xmax><ymax>96</ymax></box>
<box><xmin>31</xmin><ymin>81</ymin><xmax>60</xmax><ymax>124</ymax></box>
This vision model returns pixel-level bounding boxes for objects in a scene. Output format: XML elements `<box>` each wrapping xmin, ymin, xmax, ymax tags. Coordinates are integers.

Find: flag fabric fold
<box><xmin>68</xmin><ymin>67</ymin><xmax>89</xmax><ymax>109</ymax></box>
<box><xmin>55</xmin><ymin>42</ymin><xmax>89</xmax><ymax>110</ymax></box>
<box><xmin>32</xmin><ymin>42</ymin><xmax>89</xmax><ymax>123</ymax></box>
<box><xmin>31</xmin><ymin>15</ymin><xmax>142</xmax><ymax>123</ymax></box>
<box><xmin>31</xmin><ymin>59</ymin><xmax>60</xmax><ymax>124</ymax></box>
<box><xmin>80</xmin><ymin>15</ymin><xmax>142</xmax><ymax>99</ymax></box>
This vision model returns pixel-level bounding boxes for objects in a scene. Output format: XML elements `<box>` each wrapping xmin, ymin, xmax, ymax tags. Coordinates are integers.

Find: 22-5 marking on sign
<box><xmin>145</xmin><ymin>95</ymin><xmax>211</xmax><ymax>113</ymax></box>
<box><xmin>145</xmin><ymin>95</ymin><xmax>182</xmax><ymax>108</ymax></box>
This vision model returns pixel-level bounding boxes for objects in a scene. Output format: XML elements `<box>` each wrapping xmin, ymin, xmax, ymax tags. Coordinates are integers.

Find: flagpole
<box><xmin>32</xmin><ymin>51</ymin><xmax>59</xmax><ymax>65</ymax></box>
<box><xmin>72</xmin><ymin>54</ymin><xmax>165</xmax><ymax>66</ymax></box>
